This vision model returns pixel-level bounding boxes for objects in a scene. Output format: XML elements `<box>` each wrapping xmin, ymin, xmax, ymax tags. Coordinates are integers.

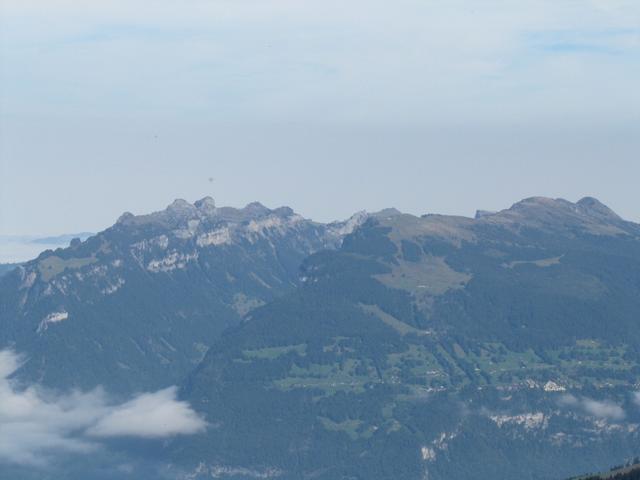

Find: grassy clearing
<box><xmin>319</xmin><ymin>417</ymin><xmax>366</xmax><ymax>440</ymax></box>
<box><xmin>38</xmin><ymin>255</ymin><xmax>97</xmax><ymax>281</ymax></box>
<box><xmin>243</xmin><ymin>344</ymin><xmax>306</xmax><ymax>360</ymax></box>
<box><xmin>274</xmin><ymin>358</ymin><xmax>378</xmax><ymax>395</ymax></box>
<box><xmin>374</xmin><ymin>255</ymin><xmax>471</xmax><ymax>301</ymax></box>
<box><xmin>360</xmin><ymin>304</ymin><xmax>431</xmax><ymax>336</ymax></box>
<box><xmin>270</xmin><ymin>337</ymin><xmax>638</xmax><ymax>397</ymax></box>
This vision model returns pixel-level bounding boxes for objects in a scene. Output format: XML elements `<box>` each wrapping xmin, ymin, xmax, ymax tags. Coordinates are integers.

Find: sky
<box><xmin>1</xmin><ymin>0</ymin><xmax>639</xmax><ymax>235</ymax></box>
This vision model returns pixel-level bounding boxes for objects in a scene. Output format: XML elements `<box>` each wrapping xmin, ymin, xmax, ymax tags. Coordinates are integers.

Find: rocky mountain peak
<box><xmin>473</xmin><ymin>197</ymin><xmax>622</xmax><ymax>225</ymax></box>
<box><xmin>272</xmin><ymin>206</ymin><xmax>295</xmax><ymax>218</ymax></box>
<box><xmin>194</xmin><ymin>196</ymin><xmax>217</xmax><ymax>213</ymax></box>
<box><xmin>325</xmin><ymin>210</ymin><xmax>369</xmax><ymax>238</ymax></box>
<box><xmin>576</xmin><ymin>196</ymin><xmax>621</xmax><ymax>221</ymax></box>
<box><xmin>166</xmin><ymin>198</ymin><xmax>198</xmax><ymax>217</ymax></box>
<box><xmin>506</xmin><ymin>196</ymin><xmax>621</xmax><ymax>222</ymax></box>
<box><xmin>116</xmin><ymin>212</ymin><xmax>135</xmax><ymax>224</ymax></box>
<box><xmin>481</xmin><ymin>196</ymin><xmax>630</xmax><ymax>237</ymax></box>
<box><xmin>242</xmin><ymin>201</ymin><xmax>271</xmax><ymax>217</ymax></box>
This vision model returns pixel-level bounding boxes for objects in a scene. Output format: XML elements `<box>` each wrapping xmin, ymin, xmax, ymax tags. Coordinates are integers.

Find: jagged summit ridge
<box><xmin>114</xmin><ymin>195</ymin><xmax>629</xmax><ymax>233</ymax></box>
<box><xmin>116</xmin><ymin>197</ymin><xmax>296</xmax><ymax>228</ymax></box>
<box><xmin>118</xmin><ymin>197</ymin><xmax>273</xmax><ymax>223</ymax></box>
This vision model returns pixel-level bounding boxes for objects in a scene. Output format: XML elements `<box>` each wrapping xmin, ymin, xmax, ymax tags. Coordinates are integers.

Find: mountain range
<box><xmin>0</xmin><ymin>198</ymin><xmax>364</xmax><ymax>393</ymax></box>
<box><xmin>1</xmin><ymin>196</ymin><xmax>639</xmax><ymax>480</ymax></box>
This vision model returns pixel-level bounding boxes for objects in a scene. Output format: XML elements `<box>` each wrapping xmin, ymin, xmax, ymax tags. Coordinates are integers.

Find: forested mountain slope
<box><xmin>177</xmin><ymin>197</ymin><xmax>640</xmax><ymax>480</ymax></box>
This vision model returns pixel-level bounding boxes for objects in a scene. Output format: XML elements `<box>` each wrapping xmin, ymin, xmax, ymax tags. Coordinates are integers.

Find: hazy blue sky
<box><xmin>1</xmin><ymin>0</ymin><xmax>639</xmax><ymax>235</ymax></box>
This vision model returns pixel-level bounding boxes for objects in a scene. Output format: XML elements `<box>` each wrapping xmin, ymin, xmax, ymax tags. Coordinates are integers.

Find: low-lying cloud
<box><xmin>559</xmin><ymin>393</ymin><xmax>626</xmax><ymax>421</ymax></box>
<box><xmin>87</xmin><ymin>387</ymin><xmax>205</xmax><ymax>438</ymax></box>
<box><xmin>0</xmin><ymin>350</ymin><xmax>206</xmax><ymax>466</ymax></box>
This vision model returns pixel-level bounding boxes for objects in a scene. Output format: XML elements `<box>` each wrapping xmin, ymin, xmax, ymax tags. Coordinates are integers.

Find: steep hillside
<box><xmin>0</xmin><ymin>263</ymin><xmax>19</xmax><ymax>277</ymax></box>
<box><xmin>0</xmin><ymin>198</ymin><xmax>363</xmax><ymax>393</ymax></box>
<box><xmin>178</xmin><ymin>197</ymin><xmax>640</xmax><ymax>480</ymax></box>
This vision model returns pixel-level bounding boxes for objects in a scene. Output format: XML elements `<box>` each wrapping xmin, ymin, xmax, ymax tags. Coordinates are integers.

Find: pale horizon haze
<box><xmin>1</xmin><ymin>0</ymin><xmax>639</xmax><ymax>236</ymax></box>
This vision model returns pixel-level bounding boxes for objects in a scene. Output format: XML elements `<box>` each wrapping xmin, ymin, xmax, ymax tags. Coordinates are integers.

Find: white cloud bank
<box><xmin>559</xmin><ymin>394</ymin><xmax>626</xmax><ymax>421</ymax></box>
<box><xmin>0</xmin><ymin>350</ymin><xmax>206</xmax><ymax>466</ymax></box>
<box><xmin>87</xmin><ymin>387</ymin><xmax>205</xmax><ymax>439</ymax></box>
